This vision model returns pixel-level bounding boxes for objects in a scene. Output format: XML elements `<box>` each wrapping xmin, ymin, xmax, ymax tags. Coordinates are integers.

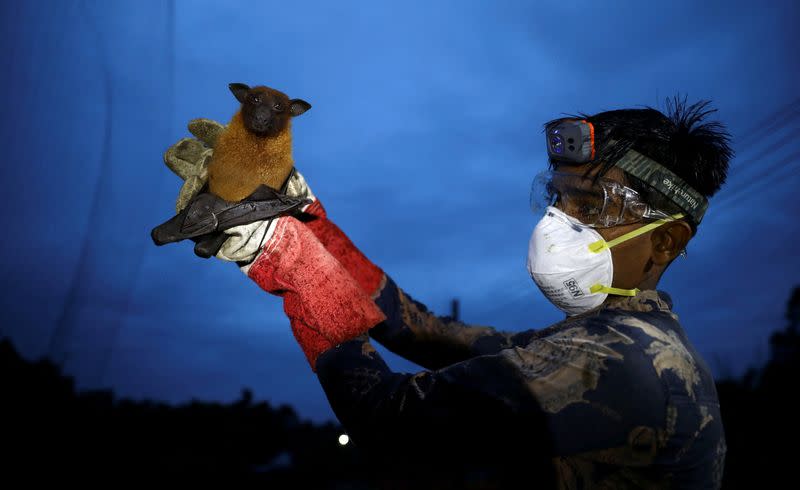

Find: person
<box><xmin>154</xmin><ymin>96</ymin><xmax>732</xmax><ymax>489</ymax></box>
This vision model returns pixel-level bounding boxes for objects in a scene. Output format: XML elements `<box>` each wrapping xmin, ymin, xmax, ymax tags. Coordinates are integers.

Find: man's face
<box><xmin>552</xmin><ymin>163</ymin><xmax>659</xmax><ymax>291</ymax></box>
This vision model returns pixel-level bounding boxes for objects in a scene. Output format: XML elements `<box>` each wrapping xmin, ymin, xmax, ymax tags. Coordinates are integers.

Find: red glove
<box><xmin>244</xmin><ymin>215</ymin><xmax>386</xmax><ymax>371</ymax></box>
<box><xmin>280</xmin><ymin>169</ymin><xmax>385</xmax><ymax>297</ymax></box>
<box><xmin>301</xmin><ymin>200</ymin><xmax>385</xmax><ymax>297</ymax></box>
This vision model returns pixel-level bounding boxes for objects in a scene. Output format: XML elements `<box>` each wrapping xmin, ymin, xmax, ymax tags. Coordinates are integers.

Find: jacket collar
<box><xmin>532</xmin><ymin>290</ymin><xmax>676</xmax><ymax>341</ymax></box>
<box><xmin>559</xmin><ymin>289</ymin><xmax>675</xmax><ymax>324</ymax></box>
<box><xmin>602</xmin><ymin>289</ymin><xmax>674</xmax><ymax>314</ymax></box>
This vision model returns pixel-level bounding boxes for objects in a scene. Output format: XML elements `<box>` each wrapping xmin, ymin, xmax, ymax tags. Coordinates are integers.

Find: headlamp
<box><xmin>543</xmin><ymin>119</ymin><xmax>709</xmax><ymax>224</ymax></box>
<box><xmin>546</xmin><ymin>119</ymin><xmax>595</xmax><ymax>164</ymax></box>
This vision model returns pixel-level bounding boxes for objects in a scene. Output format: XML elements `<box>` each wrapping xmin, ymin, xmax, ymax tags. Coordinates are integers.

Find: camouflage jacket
<box><xmin>316</xmin><ymin>276</ymin><xmax>726</xmax><ymax>489</ymax></box>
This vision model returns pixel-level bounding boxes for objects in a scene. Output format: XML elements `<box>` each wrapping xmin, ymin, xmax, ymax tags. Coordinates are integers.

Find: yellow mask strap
<box><xmin>588</xmin><ymin>212</ymin><xmax>685</xmax><ymax>254</ymax></box>
<box><xmin>587</xmin><ymin>212</ymin><xmax>684</xmax><ymax>297</ymax></box>
<box><xmin>589</xmin><ymin>284</ymin><xmax>640</xmax><ymax>296</ymax></box>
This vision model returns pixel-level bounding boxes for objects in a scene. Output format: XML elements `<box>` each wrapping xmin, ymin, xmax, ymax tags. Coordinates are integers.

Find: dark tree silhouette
<box><xmin>4</xmin><ymin>285</ymin><xmax>799</xmax><ymax>488</ymax></box>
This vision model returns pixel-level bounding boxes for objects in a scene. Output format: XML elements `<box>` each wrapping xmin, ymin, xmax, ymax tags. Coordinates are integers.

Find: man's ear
<box><xmin>290</xmin><ymin>99</ymin><xmax>311</xmax><ymax>117</ymax></box>
<box><xmin>651</xmin><ymin>220</ymin><xmax>692</xmax><ymax>265</ymax></box>
<box><xmin>229</xmin><ymin>83</ymin><xmax>250</xmax><ymax>104</ymax></box>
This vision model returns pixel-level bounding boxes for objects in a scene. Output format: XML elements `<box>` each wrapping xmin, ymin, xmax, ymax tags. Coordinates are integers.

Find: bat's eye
<box><xmin>248</xmin><ymin>94</ymin><xmax>261</xmax><ymax>104</ymax></box>
<box><xmin>273</xmin><ymin>103</ymin><xmax>283</xmax><ymax>112</ymax></box>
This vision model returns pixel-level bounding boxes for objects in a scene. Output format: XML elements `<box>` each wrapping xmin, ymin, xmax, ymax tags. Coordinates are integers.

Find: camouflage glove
<box><xmin>162</xmin><ymin>118</ymin><xmax>229</xmax><ymax>256</ymax></box>
<box><xmin>163</xmin><ymin>118</ymin><xmax>225</xmax><ymax>213</ymax></box>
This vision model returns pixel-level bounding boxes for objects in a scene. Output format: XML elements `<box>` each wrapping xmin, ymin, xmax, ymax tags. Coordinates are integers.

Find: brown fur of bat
<box><xmin>207</xmin><ymin>83</ymin><xmax>311</xmax><ymax>202</ymax></box>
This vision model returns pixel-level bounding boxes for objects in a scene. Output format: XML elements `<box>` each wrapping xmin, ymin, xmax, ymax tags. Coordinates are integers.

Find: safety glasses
<box><xmin>530</xmin><ymin>170</ymin><xmax>677</xmax><ymax>228</ymax></box>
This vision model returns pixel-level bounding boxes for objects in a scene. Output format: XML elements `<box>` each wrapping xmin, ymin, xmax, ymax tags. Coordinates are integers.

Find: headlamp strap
<box><xmin>613</xmin><ymin>149</ymin><xmax>708</xmax><ymax>224</ymax></box>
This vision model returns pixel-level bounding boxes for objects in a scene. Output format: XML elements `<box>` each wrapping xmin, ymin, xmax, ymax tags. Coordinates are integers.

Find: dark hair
<box><xmin>546</xmin><ymin>96</ymin><xmax>734</xmax><ymax>235</ymax></box>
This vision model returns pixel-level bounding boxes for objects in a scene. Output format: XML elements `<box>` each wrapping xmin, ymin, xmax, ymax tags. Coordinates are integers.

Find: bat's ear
<box><xmin>229</xmin><ymin>83</ymin><xmax>250</xmax><ymax>104</ymax></box>
<box><xmin>290</xmin><ymin>99</ymin><xmax>311</xmax><ymax>117</ymax></box>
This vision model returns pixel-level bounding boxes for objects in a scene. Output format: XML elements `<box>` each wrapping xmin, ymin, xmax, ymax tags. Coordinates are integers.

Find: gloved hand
<box><xmin>152</xmin><ymin>183</ymin><xmax>384</xmax><ymax>370</ymax></box>
<box><xmin>162</xmin><ymin>118</ymin><xmax>230</xmax><ymax>257</ymax></box>
<box><xmin>161</xmin><ymin>118</ymin><xmax>304</xmax><ymax>259</ymax></box>
<box><xmin>159</xmin><ymin>119</ymin><xmax>386</xmax><ymax>370</ymax></box>
<box><xmin>163</xmin><ymin>118</ymin><xmax>224</xmax><ymax>213</ymax></box>
<box><xmin>212</xmin><ymin>166</ymin><xmax>387</xmax><ymax>294</ymax></box>
<box><xmin>240</xmin><ymin>214</ymin><xmax>386</xmax><ymax>370</ymax></box>
<box><xmin>162</xmin><ymin>118</ymin><xmax>387</xmax><ymax>292</ymax></box>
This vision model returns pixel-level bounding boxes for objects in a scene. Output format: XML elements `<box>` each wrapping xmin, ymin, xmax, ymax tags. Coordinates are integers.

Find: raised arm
<box><xmin>157</xmin><ymin>125</ymin><xmax>531</xmax><ymax>369</ymax></box>
<box><xmin>369</xmin><ymin>274</ymin><xmax>537</xmax><ymax>369</ymax></box>
<box><xmin>301</xmin><ymin>197</ymin><xmax>535</xmax><ymax>369</ymax></box>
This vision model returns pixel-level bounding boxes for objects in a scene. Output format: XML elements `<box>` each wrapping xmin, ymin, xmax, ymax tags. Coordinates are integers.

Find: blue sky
<box><xmin>1</xmin><ymin>0</ymin><xmax>798</xmax><ymax>423</ymax></box>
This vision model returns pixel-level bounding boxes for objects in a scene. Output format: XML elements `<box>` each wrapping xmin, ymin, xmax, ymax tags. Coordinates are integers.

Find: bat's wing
<box><xmin>151</xmin><ymin>185</ymin><xmax>311</xmax><ymax>246</ymax></box>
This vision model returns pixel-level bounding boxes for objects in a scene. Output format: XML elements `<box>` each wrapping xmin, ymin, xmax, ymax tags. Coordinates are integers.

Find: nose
<box><xmin>254</xmin><ymin>108</ymin><xmax>271</xmax><ymax>125</ymax></box>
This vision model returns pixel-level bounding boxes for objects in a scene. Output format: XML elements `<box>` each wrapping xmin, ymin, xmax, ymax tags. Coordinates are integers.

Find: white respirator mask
<box><xmin>526</xmin><ymin>206</ymin><xmax>682</xmax><ymax>316</ymax></box>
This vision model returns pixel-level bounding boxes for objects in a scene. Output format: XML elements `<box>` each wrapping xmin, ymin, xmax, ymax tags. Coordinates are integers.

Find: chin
<box><xmin>254</xmin><ymin>130</ymin><xmax>270</xmax><ymax>137</ymax></box>
<box><xmin>249</xmin><ymin>126</ymin><xmax>274</xmax><ymax>137</ymax></box>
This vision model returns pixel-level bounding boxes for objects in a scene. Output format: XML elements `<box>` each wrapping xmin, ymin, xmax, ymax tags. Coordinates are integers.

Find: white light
<box><xmin>338</xmin><ymin>434</ymin><xmax>350</xmax><ymax>446</ymax></box>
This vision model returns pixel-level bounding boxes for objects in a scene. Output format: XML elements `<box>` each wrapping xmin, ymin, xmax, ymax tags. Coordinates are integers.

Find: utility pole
<box><xmin>450</xmin><ymin>298</ymin><xmax>460</xmax><ymax>322</ymax></box>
